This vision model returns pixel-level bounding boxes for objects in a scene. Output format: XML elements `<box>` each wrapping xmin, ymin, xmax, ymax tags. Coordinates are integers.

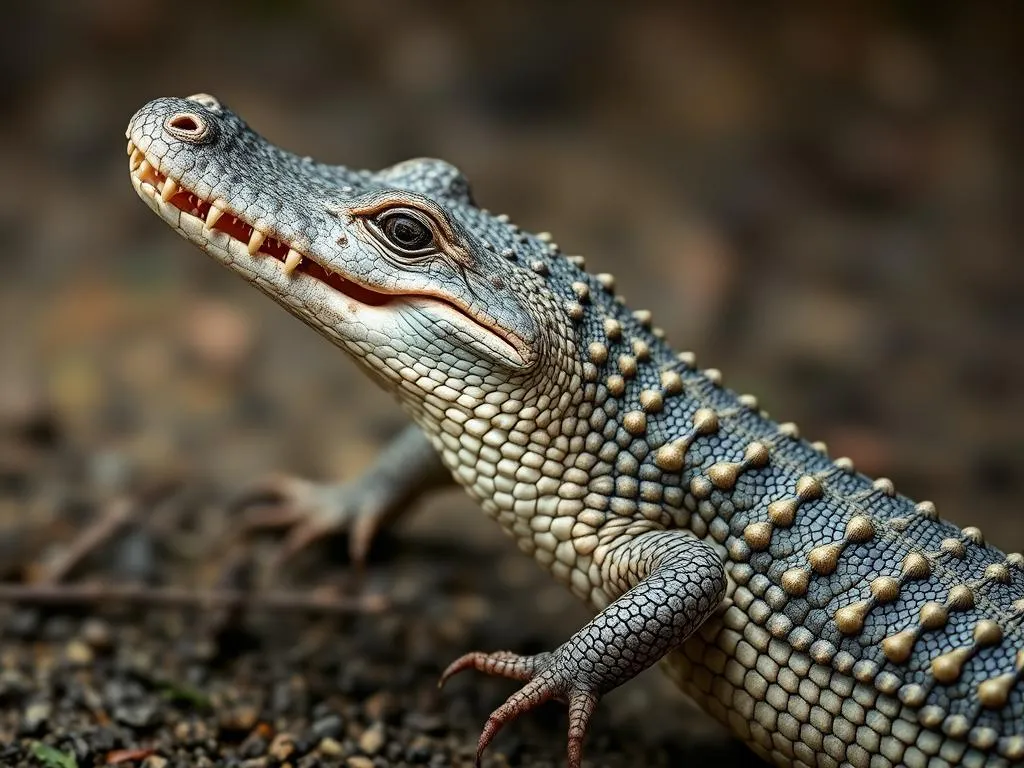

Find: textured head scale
<box><xmin>376</xmin><ymin>157</ymin><xmax>477</xmax><ymax>206</ymax></box>
<box><xmin>125</xmin><ymin>94</ymin><xmax>642</xmax><ymax>431</ymax></box>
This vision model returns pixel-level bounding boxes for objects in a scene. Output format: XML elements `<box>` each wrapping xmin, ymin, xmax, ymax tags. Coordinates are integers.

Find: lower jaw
<box><xmin>131</xmin><ymin>172</ymin><xmax>358</xmax><ymax>323</ymax></box>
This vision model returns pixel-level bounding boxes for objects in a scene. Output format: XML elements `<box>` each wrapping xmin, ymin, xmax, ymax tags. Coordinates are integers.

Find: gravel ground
<box><xmin>1</xmin><ymin>2</ymin><xmax>1022</xmax><ymax>766</ymax></box>
<box><xmin>0</xmin><ymin>416</ymin><xmax>748</xmax><ymax>767</ymax></box>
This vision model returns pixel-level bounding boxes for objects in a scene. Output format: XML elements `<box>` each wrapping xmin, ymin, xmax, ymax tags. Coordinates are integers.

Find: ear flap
<box><xmin>374</xmin><ymin>158</ymin><xmax>475</xmax><ymax>205</ymax></box>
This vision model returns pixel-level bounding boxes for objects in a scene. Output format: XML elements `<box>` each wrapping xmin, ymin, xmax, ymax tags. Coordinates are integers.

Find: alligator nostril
<box><xmin>165</xmin><ymin>112</ymin><xmax>210</xmax><ymax>142</ymax></box>
<box><xmin>170</xmin><ymin>115</ymin><xmax>198</xmax><ymax>131</ymax></box>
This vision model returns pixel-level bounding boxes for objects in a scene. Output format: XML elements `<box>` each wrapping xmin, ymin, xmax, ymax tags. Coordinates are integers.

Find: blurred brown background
<box><xmin>0</xmin><ymin>2</ymin><xmax>1022</xmax><ymax>766</ymax></box>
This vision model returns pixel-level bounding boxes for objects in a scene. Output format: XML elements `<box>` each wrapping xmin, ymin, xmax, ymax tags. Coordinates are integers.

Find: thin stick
<box><xmin>38</xmin><ymin>498</ymin><xmax>136</xmax><ymax>584</ymax></box>
<box><xmin>0</xmin><ymin>582</ymin><xmax>389</xmax><ymax>615</ymax></box>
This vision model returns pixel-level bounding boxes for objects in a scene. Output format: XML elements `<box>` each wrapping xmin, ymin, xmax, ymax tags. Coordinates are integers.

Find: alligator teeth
<box><xmin>283</xmin><ymin>248</ymin><xmax>302</xmax><ymax>275</ymax></box>
<box><xmin>247</xmin><ymin>229</ymin><xmax>266</xmax><ymax>255</ymax></box>
<box><xmin>205</xmin><ymin>204</ymin><xmax>223</xmax><ymax>230</ymax></box>
<box><xmin>126</xmin><ymin>140</ymin><xmax>134</xmax><ymax>156</ymax></box>
<box><xmin>130</xmin><ymin>148</ymin><xmax>143</xmax><ymax>171</ymax></box>
<box><xmin>137</xmin><ymin>159</ymin><xmax>155</xmax><ymax>185</ymax></box>
<box><xmin>160</xmin><ymin>177</ymin><xmax>178</xmax><ymax>202</ymax></box>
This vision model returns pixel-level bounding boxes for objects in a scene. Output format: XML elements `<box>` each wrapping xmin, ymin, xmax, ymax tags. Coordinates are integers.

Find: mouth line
<box><xmin>127</xmin><ymin>140</ymin><xmax>391</xmax><ymax>307</ymax></box>
<box><xmin>127</xmin><ymin>138</ymin><xmax>531</xmax><ymax>367</ymax></box>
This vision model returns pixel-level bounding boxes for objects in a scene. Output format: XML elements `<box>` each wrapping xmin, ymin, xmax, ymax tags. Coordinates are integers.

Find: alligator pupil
<box><xmin>386</xmin><ymin>215</ymin><xmax>431</xmax><ymax>250</ymax></box>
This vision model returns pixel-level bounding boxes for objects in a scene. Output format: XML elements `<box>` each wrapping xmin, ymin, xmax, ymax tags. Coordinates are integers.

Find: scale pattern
<box><xmin>127</xmin><ymin>94</ymin><xmax>1024</xmax><ymax>768</ymax></box>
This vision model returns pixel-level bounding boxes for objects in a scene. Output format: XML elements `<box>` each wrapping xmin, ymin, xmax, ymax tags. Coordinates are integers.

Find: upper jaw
<box><xmin>126</xmin><ymin>135</ymin><xmax>396</xmax><ymax>309</ymax></box>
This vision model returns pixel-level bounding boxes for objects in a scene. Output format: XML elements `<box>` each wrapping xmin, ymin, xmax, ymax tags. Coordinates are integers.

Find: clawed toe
<box><xmin>439</xmin><ymin>650</ymin><xmax>546</xmax><ymax>687</ymax></box>
<box><xmin>439</xmin><ymin>648</ymin><xmax>598</xmax><ymax>768</ymax></box>
<box><xmin>230</xmin><ymin>474</ymin><xmax>386</xmax><ymax>570</ymax></box>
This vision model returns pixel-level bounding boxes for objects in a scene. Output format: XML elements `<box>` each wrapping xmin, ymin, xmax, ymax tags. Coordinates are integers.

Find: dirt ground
<box><xmin>0</xmin><ymin>2</ymin><xmax>1021</xmax><ymax>766</ymax></box>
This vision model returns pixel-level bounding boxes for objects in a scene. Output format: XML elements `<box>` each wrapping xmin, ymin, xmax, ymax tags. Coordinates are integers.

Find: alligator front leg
<box><xmin>239</xmin><ymin>424</ymin><xmax>453</xmax><ymax>566</ymax></box>
<box><xmin>440</xmin><ymin>530</ymin><xmax>727</xmax><ymax>768</ymax></box>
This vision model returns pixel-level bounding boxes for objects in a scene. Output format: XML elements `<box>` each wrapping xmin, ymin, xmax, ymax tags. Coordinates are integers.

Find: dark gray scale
<box><xmin>897</xmin><ymin>513</ymin><xmax>977</xmax><ymax>556</ymax></box>
<box><xmin>677</xmin><ymin>374</ymin><xmax>740</xmax><ymax>415</ymax></box>
<box><xmin>727</xmin><ymin>477</ymin><xmax>797</xmax><ymax>560</ymax></box>
<box><xmin>778</xmin><ymin>495</ymin><xmax>851</xmax><ymax>549</ymax></box>
<box><xmin>893</xmin><ymin>574</ymin><xmax>949</xmax><ymax>620</ymax></box>
<box><xmin>719</xmin><ymin>465</ymin><xmax>777</xmax><ymax>521</ymax></box>
<box><xmin>679</xmin><ymin>412</ymin><xmax>753</xmax><ymax>479</ymax></box>
<box><xmin>862</xmin><ymin>489</ymin><xmax>918</xmax><ymax>523</ymax></box>
<box><xmin>375</xmin><ymin>158</ymin><xmax>476</xmax><ymax>205</ymax></box>
<box><xmin>954</xmin><ymin>539</ymin><xmax>1015</xmax><ymax>586</ymax></box>
<box><xmin>912</xmin><ymin>606</ymin><xmax>980</xmax><ymax>681</ymax></box>
<box><xmin>969</xmin><ymin>646</ymin><xmax>1022</xmax><ymax>729</ymax></box>
<box><xmin>983</xmin><ymin>567</ymin><xmax>1024</xmax><ymax>617</ymax></box>
<box><xmin>842</xmin><ymin>589</ymin><xmax>920</xmax><ymax>652</ymax></box>
<box><xmin>776</xmin><ymin>599</ymin><xmax>817</xmax><ymax>638</ymax></box>
<box><xmin>766</xmin><ymin>518</ymin><xmax>901</xmax><ymax>634</ymax></box>
<box><xmin>817</xmin><ymin>467</ymin><xmax>895</xmax><ymax>509</ymax></box>
<box><xmin>938</xmin><ymin>651</ymin><xmax>986</xmax><ymax>704</ymax></box>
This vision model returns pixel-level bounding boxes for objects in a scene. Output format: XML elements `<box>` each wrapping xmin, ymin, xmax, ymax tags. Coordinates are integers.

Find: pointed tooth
<box><xmin>130</xmin><ymin>149</ymin><xmax>143</xmax><ymax>170</ymax></box>
<box><xmin>160</xmin><ymin>177</ymin><xmax>178</xmax><ymax>202</ymax></box>
<box><xmin>283</xmin><ymin>248</ymin><xmax>302</xmax><ymax>275</ymax></box>
<box><xmin>247</xmin><ymin>229</ymin><xmax>266</xmax><ymax>255</ymax></box>
<box><xmin>138</xmin><ymin>160</ymin><xmax>155</xmax><ymax>184</ymax></box>
<box><xmin>126</xmin><ymin>139</ymin><xmax>134</xmax><ymax>156</ymax></box>
<box><xmin>205</xmin><ymin>204</ymin><xmax>223</xmax><ymax>229</ymax></box>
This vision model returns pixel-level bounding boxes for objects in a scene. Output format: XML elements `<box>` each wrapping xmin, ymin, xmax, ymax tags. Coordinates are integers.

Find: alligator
<box><xmin>127</xmin><ymin>93</ymin><xmax>1024</xmax><ymax>768</ymax></box>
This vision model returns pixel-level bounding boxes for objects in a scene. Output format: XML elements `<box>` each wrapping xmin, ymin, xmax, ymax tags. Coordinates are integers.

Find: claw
<box><xmin>233</xmin><ymin>473</ymin><xmax>312</xmax><ymax>521</ymax></box>
<box><xmin>228</xmin><ymin>472</ymin><xmax>398</xmax><ymax>576</ymax></box>
<box><xmin>234</xmin><ymin>474</ymin><xmax>353</xmax><ymax>569</ymax></box>
<box><xmin>475</xmin><ymin>676</ymin><xmax>558</xmax><ymax>767</ymax></box>
<box><xmin>439</xmin><ymin>650</ymin><xmax>541</xmax><ymax>688</ymax></box>
<box><xmin>274</xmin><ymin>515</ymin><xmax>339</xmax><ymax>569</ymax></box>
<box><xmin>566</xmin><ymin>692</ymin><xmax>598</xmax><ymax>768</ymax></box>
<box><xmin>347</xmin><ymin>509</ymin><xmax>382</xmax><ymax>568</ymax></box>
<box><xmin>440</xmin><ymin>648</ymin><xmax>596</xmax><ymax>767</ymax></box>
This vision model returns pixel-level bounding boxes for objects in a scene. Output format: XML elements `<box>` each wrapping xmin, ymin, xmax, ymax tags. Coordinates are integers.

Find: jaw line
<box><xmin>129</xmin><ymin>165</ymin><xmax>367</xmax><ymax>335</ymax></box>
<box><xmin>127</xmin><ymin>144</ymin><xmax>530</xmax><ymax>368</ymax></box>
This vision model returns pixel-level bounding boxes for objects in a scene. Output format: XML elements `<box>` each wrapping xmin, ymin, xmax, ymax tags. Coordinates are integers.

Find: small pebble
<box><xmin>219</xmin><ymin>702</ymin><xmax>261</xmax><ymax>732</ymax></box>
<box><xmin>268</xmin><ymin>732</ymin><xmax>296</xmax><ymax>761</ymax></box>
<box><xmin>406</xmin><ymin>734</ymin><xmax>433</xmax><ymax>762</ymax></box>
<box><xmin>311</xmin><ymin>713</ymin><xmax>342</xmax><ymax>740</ymax></box>
<box><xmin>362</xmin><ymin>691</ymin><xmax>397</xmax><ymax>723</ymax></box>
<box><xmin>173</xmin><ymin>719</ymin><xmax>209</xmax><ymax>745</ymax></box>
<box><xmin>239</xmin><ymin>733</ymin><xmax>268</xmax><ymax>759</ymax></box>
<box><xmin>404</xmin><ymin>712</ymin><xmax>447</xmax><ymax>736</ymax></box>
<box><xmin>21</xmin><ymin>699</ymin><xmax>51</xmax><ymax>735</ymax></box>
<box><xmin>114</xmin><ymin>699</ymin><xmax>160</xmax><ymax>729</ymax></box>
<box><xmin>64</xmin><ymin>639</ymin><xmax>94</xmax><ymax>666</ymax></box>
<box><xmin>81</xmin><ymin>618</ymin><xmax>114</xmax><ymax>651</ymax></box>
<box><xmin>358</xmin><ymin>722</ymin><xmax>385</xmax><ymax>756</ymax></box>
<box><xmin>318</xmin><ymin>737</ymin><xmax>343</xmax><ymax>757</ymax></box>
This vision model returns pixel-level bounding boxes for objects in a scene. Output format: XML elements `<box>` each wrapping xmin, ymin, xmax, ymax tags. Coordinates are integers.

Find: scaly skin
<box><xmin>127</xmin><ymin>94</ymin><xmax>1024</xmax><ymax>768</ymax></box>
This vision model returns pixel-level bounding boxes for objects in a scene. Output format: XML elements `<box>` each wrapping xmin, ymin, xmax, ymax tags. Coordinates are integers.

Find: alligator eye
<box><xmin>381</xmin><ymin>212</ymin><xmax>434</xmax><ymax>253</ymax></box>
<box><xmin>187</xmin><ymin>93</ymin><xmax>222</xmax><ymax>112</ymax></box>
